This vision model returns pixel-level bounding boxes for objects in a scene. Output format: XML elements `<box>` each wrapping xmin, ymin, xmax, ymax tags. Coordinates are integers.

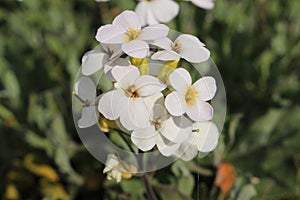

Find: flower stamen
<box><xmin>124</xmin><ymin>27</ymin><xmax>140</xmax><ymax>42</ymax></box>
<box><xmin>184</xmin><ymin>86</ymin><xmax>199</xmax><ymax>107</ymax></box>
<box><xmin>125</xmin><ymin>85</ymin><xmax>140</xmax><ymax>98</ymax></box>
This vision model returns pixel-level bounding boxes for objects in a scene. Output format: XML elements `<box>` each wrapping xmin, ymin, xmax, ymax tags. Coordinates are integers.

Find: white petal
<box><xmin>165</xmin><ymin>91</ymin><xmax>187</xmax><ymax>116</ymax></box>
<box><xmin>173</xmin><ymin>142</ymin><xmax>198</xmax><ymax>161</ymax></box>
<box><xmin>120</xmin><ymin>97</ymin><xmax>150</xmax><ymax>130</ymax></box>
<box><xmin>122</xmin><ymin>40</ymin><xmax>149</xmax><ymax>58</ymax></box>
<box><xmin>151</xmin><ymin>104</ymin><xmax>168</xmax><ymax>121</ymax></box>
<box><xmin>156</xmin><ymin>135</ymin><xmax>180</xmax><ymax>156</ymax></box>
<box><xmin>78</xmin><ymin>106</ymin><xmax>99</xmax><ymax>128</ymax></box>
<box><xmin>151</xmin><ymin>37</ymin><xmax>173</xmax><ymax>50</ymax></box>
<box><xmin>151</xmin><ymin>0</ymin><xmax>179</xmax><ymax>23</ymax></box>
<box><xmin>109</xmin><ymin>64</ymin><xmax>134</xmax><ymax>82</ymax></box>
<box><xmin>103</xmin><ymin>154</ymin><xmax>119</xmax><ymax>173</ymax></box>
<box><xmin>151</xmin><ymin>50</ymin><xmax>181</xmax><ymax>61</ymax></box>
<box><xmin>101</xmin><ymin>44</ymin><xmax>123</xmax><ymax>59</ymax></box>
<box><xmin>81</xmin><ymin>50</ymin><xmax>108</xmax><ymax>76</ymax></box>
<box><xmin>193</xmin><ymin>76</ymin><xmax>217</xmax><ymax>101</ymax></box>
<box><xmin>139</xmin><ymin>24</ymin><xmax>169</xmax><ymax>41</ymax></box>
<box><xmin>143</xmin><ymin>92</ymin><xmax>164</xmax><ymax>114</ymax></box>
<box><xmin>192</xmin><ymin>121</ymin><xmax>219</xmax><ymax>152</ymax></box>
<box><xmin>160</xmin><ymin>115</ymin><xmax>192</xmax><ymax>143</ymax></box>
<box><xmin>98</xmin><ymin>90</ymin><xmax>126</xmax><ymax>120</ymax></box>
<box><xmin>112</xmin><ymin>10</ymin><xmax>141</xmax><ymax>30</ymax></box>
<box><xmin>186</xmin><ymin>99</ymin><xmax>213</xmax><ymax>122</ymax></box>
<box><xmin>169</xmin><ymin>68</ymin><xmax>192</xmax><ymax>94</ymax></box>
<box><xmin>135</xmin><ymin>1</ymin><xmax>149</xmax><ymax>26</ymax></box>
<box><xmin>191</xmin><ymin>0</ymin><xmax>215</xmax><ymax>9</ymax></box>
<box><xmin>135</xmin><ymin>75</ymin><xmax>166</xmax><ymax>97</ymax></box>
<box><xmin>176</xmin><ymin>34</ymin><xmax>210</xmax><ymax>63</ymax></box>
<box><xmin>115</xmin><ymin>66</ymin><xmax>140</xmax><ymax>89</ymax></box>
<box><xmin>95</xmin><ymin>24</ymin><xmax>126</xmax><ymax>44</ymax></box>
<box><xmin>74</xmin><ymin>77</ymin><xmax>96</xmax><ymax>101</ymax></box>
<box><xmin>131</xmin><ymin>126</ymin><xmax>157</xmax><ymax>151</ymax></box>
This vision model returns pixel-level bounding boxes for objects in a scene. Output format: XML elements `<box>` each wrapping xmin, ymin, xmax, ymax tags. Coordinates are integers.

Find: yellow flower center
<box><xmin>124</xmin><ymin>27</ymin><xmax>140</xmax><ymax>42</ymax></box>
<box><xmin>184</xmin><ymin>86</ymin><xmax>198</xmax><ymax>107</ymax></box>
<box><xmin>172</xmin><ymin>40</ymin><xmax>182</xmax><ymax>53</ymax></box>
<box><xmin>125</xmin><ymin>85</ymin><xmax>140</xmax><ymax>98</ymax></box>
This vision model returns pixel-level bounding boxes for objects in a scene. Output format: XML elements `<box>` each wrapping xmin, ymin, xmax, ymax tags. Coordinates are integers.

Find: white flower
<box><xmin>183</xmin><ymin>0</ymin><xmax>215</xmax><ymax>9</ymax></box>
<box><xmin>96</xmin><ymin>10</ymin><xmax>169</xmax><ymax>58</ymax></box>
<box><xmin>103</xmin><ymin>154</ymin><xmax>122</xmax><ymax>183</ymax></box>
<box><xmin>173</xmin><ymin>121</ymin><xmax>219</xmax><ymax>161</ymax></box>
<box><xmin>98</xmin><ymin>66</ymin><xmax>166</xmax><ymax>130</ymax></box>
<box><xmin>131</xmin><ymin>95</ymin><xmax>192</xmax><ymax>156</ymax></box>
<box><xmin>151</xmin><ymin>34</ymin><xmax>210</xmax><ymax>63</ymax></box>
<box><xmin>135</xmin><ymin>0</ymin><xmax>179</xmax><ymax>26</ymax></box>
<box><xmin>165</xmin><ymin>68</ymin><xmax>216</xmax><ymax>122</ymax></box>
<box><xmin>74</xmin><ymin>77</ymin><xmax>99</xmax><ymax>128</ymax></box>
<box><xmin>81</xmin><ymin>44</ymin><xmax>130</xmax><ymax>77</ymax></box>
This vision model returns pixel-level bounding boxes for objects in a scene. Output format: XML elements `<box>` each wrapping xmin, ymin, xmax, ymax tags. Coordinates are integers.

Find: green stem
<box><xmin>142</xmin><ymin>174</ymin><xmax>157</xmax><ymax>200</ymax></box>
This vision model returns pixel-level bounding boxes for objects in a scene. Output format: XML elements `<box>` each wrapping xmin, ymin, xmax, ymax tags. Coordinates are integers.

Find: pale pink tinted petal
<box><xmin>139</xmin><ymin>24</ymin><xmax>169</xmax><ymax>41</ymax></box>
<box><xmin>151</xmin><ymin>50</ymin><xmax>181</xmax><ymax>61</ymax></box>
<box><xmin>151</xmin><ymin>37</ymin><xmax>173</xmax><ymax>50</ymax></box>
<box><xmin>120</xmin><ymin>98</ymin><xmax>150</xmax><ymax>130</ymax></box>
<box><xmin>112</xmin><ymin>10</ymin><xmax>141</xmax><ymax>30</ymax></box>
<box><xmin>98</xmin><ymin>90</ymin><xmax>126</xmax><ymax>120</ymax></box>
<box><xmin>151</xmin><ymin>0</ymin><xmax>179</xmax><ymax>23</ymax></box>
<box><xmin>74</xmin><ymin>77</ymin><xmax>96</xmax><ymax>101</ymax></box>
<box><xmin>81</xmin><ymin>50</ymin><xmax>108</xmax><ymax>76</ymax></box>
<box><xmin>165</xmin><ymin>91</ymin><xmax>187</xmax><ymax>116</ymax></box>
<box><xmin>96</xmin><ymin>25</ymin><xmax>126</xmax><ymax>44</ymax></box>
<box><xmin>192</xmin><ymin>121</ymin><xmax>219</xmax><ymax>152</ymax></box>
<box><xmin>191</xmin><ymin>0</ymin><xmax>215</xmax><ymax>9</ymax></box>
<box><xmin>156</xmin><ymin>135</ymin><xmax>180</xmax><ymax>156</ymax></box>
<box><xmin>193</xmin><ymin>76</ymin><xmax>217</xmax><ymax>101</ymax></box>
<box><xmin>173</xmin><ymin>142</ymin><xmax>198</xmax><ymax>161</ymax></box>
<box><xmin>122</xmin><ymin>40</ymin><xmax>149</xmax><ymax>58</ymax></box>
<box><xmin>160</xmin><ymin>116</ymin><xmax>192</xmax><ymax>143</ymax></box>
<box><xmin>186</xmin><ymin>99</ymin><xmax>213</xmax><ymax>122</ymax></box>
<box><xmin>115</xmin><ymin>66</ymin><xmax>140</xmax><ymax>89</ymax></box>
<box><xmin>135</xmin><ymin>1</ymin><xmax>148</xmax><ymax>26</ymax></box>
<box><xmin>131</xmin><ymin>126</ymin><xmax>157</xmax><ymax>151</ymax></box>
<box><xmin>78</xmin><ymin>106</ymin><xmax>99</xmax><ymax>128</ymax></box>
<box><xmin>135</xmin><ymin>75</ymin><xmax>166</xmax><ymax>97</ymax></box>
<box><xmin>169</xmin><ymin>68</ymin><xmax>192</xmax><ymax>94</ymax></box>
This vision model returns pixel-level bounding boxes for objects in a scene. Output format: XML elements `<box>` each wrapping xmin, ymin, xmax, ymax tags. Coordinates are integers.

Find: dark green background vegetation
<box><xmin>0</xmin><ymin>0</ymin><xmax>299</xmax><ymax>199</ymax></box>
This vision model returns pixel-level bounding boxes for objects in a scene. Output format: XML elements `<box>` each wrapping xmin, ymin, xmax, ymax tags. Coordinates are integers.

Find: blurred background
<box><xmin>0</xmin><ymin>0</ymin><xmax>299</xmax><ymax>199</ymax></box>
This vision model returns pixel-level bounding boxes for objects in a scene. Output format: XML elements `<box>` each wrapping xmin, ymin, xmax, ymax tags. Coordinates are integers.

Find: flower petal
<box><xmin>192</xmin><ymin>121</ymin><xmax>219</xmax><ymax>152</ymax></box>
<box><xmin>103</xmin><ymin>154</ymin><xmax>119</xmax><ymax>173</ymax></box>
<box><xmin>191</xmin><ymin>0</ymin><xmax>215</xmax><ymax>9</ymax></box>
<box><xmin>135</xmin><ymin>75</ymin><xmax>166</xmax><ymax>97</ymax></box>
<box><xmin>160</xmin><ymin>115</ymin><xmax>192</xmax><ymax>143</ymax></box>
<box><xmin>165</xmin><ymin>91</ymin><xmax>187</xmax><ymax>116</ymax></box>
<box><xmin>151</xmin><ymin>50</ymin><xmax>181</xmax><ymax>61</ymax></box>
<box><xmin>151</xmin><ymin>37</ymin><xmax>173</xmax><ymax>50</ymax></box>
<box><xmin>172</xmin><ymin>142</ymin><xmax>198</xmax><ymax>161</ymax></box>
<box><xmin>176</xmin><ymin>34</ymin><xmax>210</xmax><ymax>63</ymax></box>
<box><xmin>135</xmin><ymin>1</ymin><xmax>149</xmax><ymax>26</ymax></box>
<box><xmin>151</xmin><ymin>0</ymin><xmax>179</xmax><ymax>23</ymax></box>
<box><xmin>115</xmin><ymin>66</ymin><xmax>140</xmax><ymax>89</ymax></box>
<box><xmin>186</xmin><ymin>99</ymin><xmax>213</xmax><ymax>122</ymax></box>
<box><xmin>120</xmin><ymin>97</ymin><xmax>150</xmax><ymax>130</ymax></box>
<box><xmin>101</xmin><ymin>44</ymin><xmax>123</xmax><ymax>59</ymax></box>
<box><xmin>74</xmin><ymin>77</ymin><xmax>96</xmax><ymax>101</ymax></box>
<box><xmin>169</xmin><ymin>68</ymin><xmax>192</xmax><ymax>94</ymax></box>
<box><xmin>112</xmin><ymin>10</ymin><xmax>141</xmax><ymax>30</ymax></box>
<box><xmin>139</xmin><ymin>24</ymin><xmax>169</xmax><ymax>41</ymax></box>
<box><xmin>122</xmin><ymin>40</ymin><xmax>149</xmax><ymax>58</ymax></box>
<box><xmin>193</xmin><ymin>76</ymin><xmax>217</xmax><ymax>101</ymax></box>
<box><xmin>156</xmin><ymin>135</ymin><xmax>180</xmax><ymax>156</ymax></box>
<box><xmin>131</xmin><ymin>126</ymin><xmax>157</xmax><ymax>151</ymax></box>
<box><xmin>143</xmin><ymin>92</ymin><xmax>164</xmax><ymax>113</ymax></box>
<box><xmin>81</xmin><ymin>50</ymin><xmax>108</xmax><ymax>76</ymax></box>
<box><xmin>96</xmin><ymin>24</ymin><xmax>126</xmax><ymax>44</ymax></box>
<box><xmin>78</xmin><ymin>106</ymin><xmax>99</xmax><ymax>128</ymax></box>
<box><xmin>98</xmin><ymin>90</ymin><xmax>126</xmax><ymax>120</ymax></box>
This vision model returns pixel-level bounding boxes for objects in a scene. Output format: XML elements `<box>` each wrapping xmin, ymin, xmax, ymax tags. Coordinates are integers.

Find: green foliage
<box><xmin>0</xmin><ymin>0</ymin><xmax>299</xmax><ymax>199</ymax></box>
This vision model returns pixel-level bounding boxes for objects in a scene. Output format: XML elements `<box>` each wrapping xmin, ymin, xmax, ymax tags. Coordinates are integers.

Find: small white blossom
<box><xmin>98</xmin><ymin>66</ymin><xmax>166</xmax><ymax>130</ymax></box>
<box><xmin>151</xmin><ymin>34</ymin><xmax>210</xmax><ymax>63</ymax></box>
<box><xmin>131</xmin><ymin>94</ymin><xmax>192</xmax><ymax>156</ymax></box>
<box><xmin>173</xmin><ymin>121</ymin><xmax>219</xmax><ymax>161</ymax></box>
<box><xmin>74</xmin><ymin>77</ymin><xmax>99</xmax><ymax>128</ymax></box>
<box><xmin>165</xmin><ymin>68</ymin><xmax>216</xmax><ymax>122</ymax></box>
<box><xmin>103</xmin><ymin>154</ymin><xmax>122</xmax><ymax>183</ymax></box>
<box><xmin>135</xmin><ymin>0</ymin><xmax>179</xmax><ymax>26</ymax></box>
<box><xmin>183</xmin><ymin>0</ymin><xmax>215</xmax><ymax>9</ymax></box>
<box><xmin>96</xmin><ymin>10</ymin><xmax>169</xmax><ymax>58</ymax></box>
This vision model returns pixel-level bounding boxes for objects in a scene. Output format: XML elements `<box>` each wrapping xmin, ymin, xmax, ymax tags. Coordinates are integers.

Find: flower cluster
<box><xmin>74</xmin><ymin>10</ymin><xmax>219</xmax><ymax>163</ymax></box>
